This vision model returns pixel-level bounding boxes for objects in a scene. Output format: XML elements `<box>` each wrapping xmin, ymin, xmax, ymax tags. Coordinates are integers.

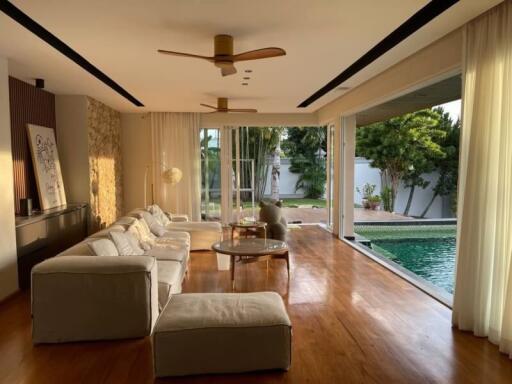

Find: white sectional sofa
<box><xmin>31</xmin><ymin>205</ymin><xmax>224</xmax><ymax>344</ymax></box>
<box><xmin>31</xmin><ymin>211</ymin><xmax>190</xmax><ymax>343</ymax></box>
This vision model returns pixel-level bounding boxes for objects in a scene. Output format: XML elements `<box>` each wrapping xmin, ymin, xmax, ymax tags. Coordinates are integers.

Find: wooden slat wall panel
<box><xmin>9</xmin><ymin>77</ymin><xmax>56</xmax><ymax>214</ymax></box>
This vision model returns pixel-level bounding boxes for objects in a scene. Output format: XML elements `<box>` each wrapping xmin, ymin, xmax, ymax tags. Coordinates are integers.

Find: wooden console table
<box><xmin>15</xmin><ymin>203</ymin><xmax>88</xmax><ymax>289</ymax></box>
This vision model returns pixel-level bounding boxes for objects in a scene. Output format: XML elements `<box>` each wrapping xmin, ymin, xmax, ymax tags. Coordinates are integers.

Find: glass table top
<box><xmin>212</xmin><ymin>238</ymin><xmax>287</xmax><ymax>256</ymax></box>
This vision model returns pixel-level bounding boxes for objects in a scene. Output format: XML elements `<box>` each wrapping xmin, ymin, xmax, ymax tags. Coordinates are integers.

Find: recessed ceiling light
<box><xmin>245</xmin><ymin>69</ymin><xmax>253</xmax><ymax>73</ymax></box>
<box><xmin>242</xmin><ymin>83</ymin><xmax>249</xmax><ymax>86</ymax></box>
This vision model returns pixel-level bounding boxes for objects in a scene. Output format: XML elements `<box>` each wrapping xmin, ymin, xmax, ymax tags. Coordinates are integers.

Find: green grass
<box><xmin>241</xmin><ymin>198</ymin><xmax>326</xmax><ymax>208</ymax></box>
<box><xmin>204</xmin><ymin>197</ymin><xmax>327</xmax><ymax>209</ymax></box>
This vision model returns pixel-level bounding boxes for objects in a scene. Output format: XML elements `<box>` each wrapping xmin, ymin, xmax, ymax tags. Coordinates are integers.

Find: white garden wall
<box><xmin>263</xmin><ymin>157</ymin><xmax>452</xmax><ymax>219</ymax></box>
<box><xmin>354</xmin><ymin>158</ymin><xmax>452</xmax><ymax>218</ymax></box>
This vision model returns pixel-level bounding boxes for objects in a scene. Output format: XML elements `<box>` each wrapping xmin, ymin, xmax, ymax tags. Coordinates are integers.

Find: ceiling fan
<box><xmin>158</xmin><ymin>34</ymin><xmax>286</xmax><ymax>76</ymax></box>
<box><xmin>200</xmin><ymin>98</ymin><xmax>257</xmax><ymax>113</ymax></box>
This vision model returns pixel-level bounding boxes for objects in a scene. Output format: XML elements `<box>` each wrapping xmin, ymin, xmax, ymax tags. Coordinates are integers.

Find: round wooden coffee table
<box><xmin>212</xmin><ymin>238</ymin><xmax>289</xmax><ymax>289</ymax></box>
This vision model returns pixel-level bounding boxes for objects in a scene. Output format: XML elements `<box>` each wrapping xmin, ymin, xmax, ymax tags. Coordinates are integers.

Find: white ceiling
<box><xmin>0</xmin><ymin>0</ymin><xmax>502</xmax><ymax>113</ymax></box>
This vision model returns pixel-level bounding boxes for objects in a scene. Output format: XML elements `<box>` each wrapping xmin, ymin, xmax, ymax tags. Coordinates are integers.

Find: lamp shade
<box><xmin>162</xmin><ymin>167</ymin><xmax>182</xmax><ymax>185</ymax></box>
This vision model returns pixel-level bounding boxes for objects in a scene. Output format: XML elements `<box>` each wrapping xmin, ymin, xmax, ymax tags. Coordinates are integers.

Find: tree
<box><xmin>282</xmin><ymin>126</ymin><xmax>327</xmax><ymax>199</ymax></box>
<box><xmin>356</xmin><ymin>109</ymin><xmax>446</xmax><ymax>213</ymax></box>
<box><xmin>271</xmin><ymin>135</ymin><xmax>281</xmax><ymax>200</ymax></box>
<box><xmin>420</xmin><ymin>109</ymin><xmax>460</xmax><ymax>217</ymax></box>
<box><xmin>238</xmin><ymin>127</ymin><xmax>282</xmax><ymax>202</ymax></box>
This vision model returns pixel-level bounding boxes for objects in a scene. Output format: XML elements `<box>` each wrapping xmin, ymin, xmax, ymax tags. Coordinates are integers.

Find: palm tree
<box><xmin>271</xmin><ymin>133</ymin><xmax>282</xmax><ymax>201</ymax></box>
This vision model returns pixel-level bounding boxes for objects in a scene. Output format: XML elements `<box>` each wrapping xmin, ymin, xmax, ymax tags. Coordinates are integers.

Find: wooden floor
<box><xmin>1</xmin><ymin>226</ymin><xmax>511</xmax><ymax>384</ymax></box>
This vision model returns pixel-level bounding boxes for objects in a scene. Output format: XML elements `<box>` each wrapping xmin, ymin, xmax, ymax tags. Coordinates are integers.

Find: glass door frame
<box><xmin>326</xmin><ymin>122</ymin><xmax>335</xmax><ymax>231</ymax></box>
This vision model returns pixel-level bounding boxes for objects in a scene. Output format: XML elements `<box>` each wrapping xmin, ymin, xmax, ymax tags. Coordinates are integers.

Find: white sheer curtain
<box><xmin>150</xmin><ymin>112</ymin><xmax>201</xmax><ymax>221</ymax></box>
<box><xmin>452</xmin><ymin>0</ymin><xmax>512</xmax><ymax>358</ymax></box>
<box><xmin>220</xmin><ymin>126</ymin><xmax>234</xmax><ymax>225</ymax></box>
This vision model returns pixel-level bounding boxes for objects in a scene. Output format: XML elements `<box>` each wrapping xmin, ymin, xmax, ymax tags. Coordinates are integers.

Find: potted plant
<box><xmin>357</xmin><ymin>183</ymin><xmax>377</xmax><ymax>210</ymax></box>
<box><xmin>367</xmin><ymin>195</ymin><xmax>381</xmax><ymax>210</ymax></box>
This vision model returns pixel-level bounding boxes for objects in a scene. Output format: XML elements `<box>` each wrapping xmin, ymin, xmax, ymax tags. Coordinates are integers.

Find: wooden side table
<box><xmin>212</xmin><ymin>238</ymin><xmax>289</xmax><ymax>289</ymax></box>
<box><xmin>229</xmin><ymin>221</ymin><xmax>267</xmax><ymax>240</ymax></box>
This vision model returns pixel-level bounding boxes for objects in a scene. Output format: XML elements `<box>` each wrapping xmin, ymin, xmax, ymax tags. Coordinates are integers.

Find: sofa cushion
<box><xmin>158</xmin><ymin>292</ymin><xmax>291</xmax><ymax>331</ymax></box>
<box><xmin>165</xmin><ymin>221</ymin><xmax>222</xmax><ymax>233</ymax></box>
<box><xmin>148</xmin><ymin>204</ymin><xmax>171</xmax><ymax>226</ymax></box>
<box><xmin>109</xmin><ymin>231</ymin><xmax>144</xmax><ymax>256</ymax></box>
<box><xmin>126</xmin><ymin>232</ymin><xmax>145</xmax><ymax>255</ymax></box>
<box><xmin>127</xmin><ymin>220</ymin><xmax>156</xmax><ymax>249</ymax></box>
<box><xmin>138</xmin><ymin>218</ymin><xmax>156</xmax><ymax>239</ymax></box>
<box><xmin>88</xmin><ymin>239</ymin><xmax>119</xmax><ymax>257</ymax></box>
<box><xmin>151</xmin><ymin>223</ymin><xmax>168</xmax><ymax>237</ymax></box>
<box><xmin>157</xmin><ymin>260</ymin><xmax>184</xmax><ymax>309</ymax></box>
<box><xmin>146</xmin><ymin>245</ymin><xmax>187</xmax><ymax>263</ymax></box>
<box><xmin>58</xmin><ymin>240</ymin><xmax>96</xmax><ymax>256</ymax></box>
<box><xmin>88</xmin><ymin>224</ymin><xmax>125</xmax><ymax>239</ymax></box>
<box><xmin>159</xmin><ymin>231</ymin><xmax>190</xmax><ymax>243</ymax></box>
<box><xmin>157</xmin><ymin>261</ymin><xmax>183</xmax><ymax>287</ymax></box>
<box><xmin>114</xmin><ymin>216</ymin><xmax>137</xmax><ymax>227</ymax></box>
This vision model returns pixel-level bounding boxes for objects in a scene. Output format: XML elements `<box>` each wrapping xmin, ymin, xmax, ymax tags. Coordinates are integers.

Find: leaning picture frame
<box><xmin>26</xmin><ymin>124</ymin><xmax>67</xmax><ymax>210</ymax></box>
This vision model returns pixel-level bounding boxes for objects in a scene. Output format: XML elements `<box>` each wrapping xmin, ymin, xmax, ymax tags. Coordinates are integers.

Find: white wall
<box><xmin>0</xmin><ymin>57</ymin><xmax>18</xmax><ymax>300</ymax></box>
<box><xmin>120</xmin><ymin>113</ymin><xmax>151</xmax><ymax>213</ymax></box>
<box><xmin>55</xmin><ymin>95</ymin><xmax>89</xmax><ymax>204</ymax></box>
<box><xmin>263</xmin><ymin>158</ymin><xmax>302</xmax><ymax>197</ymax></box>
<box><xmin>354</xmin><ymin>158</ymin><xmax>447</xmax><ymax>218</ymax></box>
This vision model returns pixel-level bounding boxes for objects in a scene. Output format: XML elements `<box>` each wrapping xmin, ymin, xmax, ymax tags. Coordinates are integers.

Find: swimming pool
<box><xmin>355</xmin><ymin>224</ymin><xmax>457</xmax><ymax>294</ymax></box>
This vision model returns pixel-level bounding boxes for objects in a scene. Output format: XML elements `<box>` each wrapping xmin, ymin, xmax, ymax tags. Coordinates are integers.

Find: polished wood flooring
<box><xmin>1</xmin><ymin>226</ymin><xmax>512</xmax><ymax>383</ymax></box>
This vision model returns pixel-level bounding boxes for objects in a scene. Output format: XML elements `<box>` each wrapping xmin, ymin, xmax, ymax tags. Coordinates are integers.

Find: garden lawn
<box><xmin>241</xmin><ymin>198</ymin><xmax>326</xmax><ymax>208</ymax></box>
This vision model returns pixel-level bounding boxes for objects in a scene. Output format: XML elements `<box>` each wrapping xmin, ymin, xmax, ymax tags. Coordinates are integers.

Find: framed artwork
<box><xmin>26</xmin><ymin>124</ymin><xmax>67</xmax><ymax>210</ymax></box>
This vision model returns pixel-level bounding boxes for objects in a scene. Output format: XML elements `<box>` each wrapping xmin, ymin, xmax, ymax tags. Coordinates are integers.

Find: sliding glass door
<box><xmin>326</xmin><ymin>123</ymin><xmax>335</xmax><ymax>230</ymax></box>
<box><xmin>200</xmin><ymin>128</ymin><xmax>221</xmax><ymax>221</ymax></box>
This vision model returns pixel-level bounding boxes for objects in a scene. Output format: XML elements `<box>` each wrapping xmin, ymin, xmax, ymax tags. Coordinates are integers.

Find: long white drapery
<box><xmin>150</xmin><ymin>112</ymin><xmax>201</xmax><ymax>221</ymax></box>
<box><xmin>220</xmin><ymin>126</ymin><xmax>234</xmax><ymax>225</ymax></box>
<box><xmin>452</xmin><ymin>0</ymin><xmax>512</xmax><ymax>357</ymax></box>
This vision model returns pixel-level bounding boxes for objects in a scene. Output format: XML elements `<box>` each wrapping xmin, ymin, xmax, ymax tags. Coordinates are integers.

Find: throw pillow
<box><xmin>109</xmin><ymin>231</ymin><xmax>144</xmax><ymax>256</ymax></box>
<box><xmin>151</xmin><ymin>224</ymin><xmax>168</xmax><ymax>237</ymax></box>
<box><xmin>138</xmin><ymin>218</ymin><xmax>157</xmax><ymax>240</ymax></box>
<box><xmin>88</xmin><ymin>239</ymin><xmax>119</xmax><ymax>256</ymax></box>
<box><xmin>126</xmin><ymin>223</ymin><xmax>151</xmax><ymax>252</ymax></box>
<box><xmin>148</xmin><ymin>204</ymin><xmax>172</xmax><ymax>226</ymax></box>
<box><xmin>125</xmin><ymin>232</ymin><xmax>145</xmax><ymax>255</ymax></box>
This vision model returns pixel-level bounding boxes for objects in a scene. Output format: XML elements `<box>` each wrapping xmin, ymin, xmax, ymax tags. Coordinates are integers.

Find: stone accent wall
<box><xmin>87</xmin><ymin>97</ymin><xmax>122</xmax><ymax>230</ymax></box>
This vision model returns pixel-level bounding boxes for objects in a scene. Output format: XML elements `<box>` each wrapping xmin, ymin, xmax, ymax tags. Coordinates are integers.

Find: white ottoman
<box><xmin>152</xmin><ymin>292</ymin><xmax>292</xmax><ymax>377</ymax></box>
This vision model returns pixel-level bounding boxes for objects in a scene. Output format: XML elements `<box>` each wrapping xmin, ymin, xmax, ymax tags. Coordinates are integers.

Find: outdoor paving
<box><xmin>354</xmin><ymin>208</ymin><xmax>412</xmax><ymax>222</ymax></box>
<box><xmin>239</xmin><ymin>207</ymin><xmax>412</xmax><ymax>224</ymax></box>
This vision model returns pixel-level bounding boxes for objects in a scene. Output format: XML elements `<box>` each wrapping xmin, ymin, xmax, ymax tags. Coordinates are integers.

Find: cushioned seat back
<box><xmin>89</xmin><ymin>224</ymin><xmax>126</xmax><ymax>239</ymax></box>
<box><xmin>58</xmin><ymin>238</ymin><xmax>97</xmax><ymax>256</ymax></box>
<box><xmin>114</xmin><ymin>216</ymin><xmax>137</xmax><ymax>228</ymax></box>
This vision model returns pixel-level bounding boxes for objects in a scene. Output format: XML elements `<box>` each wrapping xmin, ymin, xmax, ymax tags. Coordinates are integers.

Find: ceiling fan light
<box><xmin>215</xmin><ymin>60</ymin><xmax>233</xmax><ymax>69</ymax></box>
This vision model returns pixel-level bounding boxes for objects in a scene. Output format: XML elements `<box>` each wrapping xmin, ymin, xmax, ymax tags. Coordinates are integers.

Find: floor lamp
<box><xmin>143</xmin><ymin>163</ymin><xmax>183</xmax><ymax>208</ymax></box>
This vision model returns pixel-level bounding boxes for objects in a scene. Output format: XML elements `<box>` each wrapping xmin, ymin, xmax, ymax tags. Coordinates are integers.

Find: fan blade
<box><xmin>221</xmin><ymin>66</ymin><xmax>237</xmax><ymax>76</ymax></box>
<box><xmin>200</xmin><ymin>103</ymin><xmax>218</xmax><ymax>110</ymax></box>
<box><xmin>232</xmin><ymin>47</ymin><xmax>286</xmax><ymax>62</ymax></box>
<box><xmin>227</xmin><ymin>108</ymin><xmax>258</xmax><ymax>113</ymax></box>
<box><xmin>158</xmin><ymin>50</ymin><xmax>214</xmax><ymax>61</ymax></box>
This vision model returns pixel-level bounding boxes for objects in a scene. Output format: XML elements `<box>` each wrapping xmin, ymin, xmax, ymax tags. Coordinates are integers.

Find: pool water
<box><xmin>372</xmin><ymin>238</ymin><xmax>456</xmax><ymax>293</ymax></box>
<box><xmin>355</xmin><ymin>225</ymin><xmax>456</xmax><ymax>294</ymax></box>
